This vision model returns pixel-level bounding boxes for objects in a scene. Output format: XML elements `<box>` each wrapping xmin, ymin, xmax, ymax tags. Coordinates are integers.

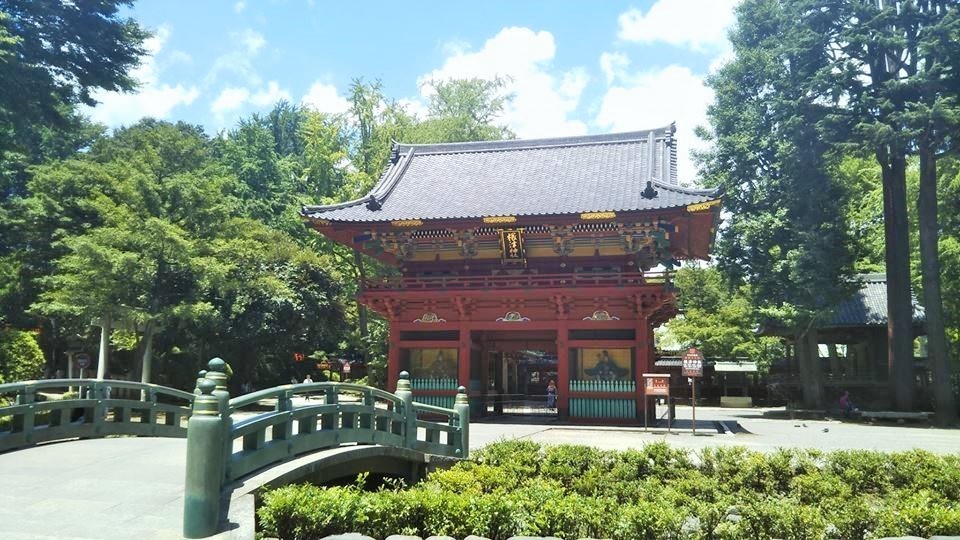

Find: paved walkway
<box><xmin>0</xmin><ymin>407</ymin><xmax>958</xmax><ymax>539</ymax></box>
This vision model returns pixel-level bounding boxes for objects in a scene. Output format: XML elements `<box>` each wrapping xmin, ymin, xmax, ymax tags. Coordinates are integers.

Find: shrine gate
<box><xmin>303</xmin><ymin>126</ymin><xmax>720</xmax><ymax>423</ymax></box>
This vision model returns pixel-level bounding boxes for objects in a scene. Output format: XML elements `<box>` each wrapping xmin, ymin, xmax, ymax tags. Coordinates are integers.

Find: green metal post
<box><xmin>454</xmin><ymin>385</ymin><xmax>470</xmax><ymax>459</ymax></box>
<box><xmin>194</xmin><ymin>370</ymin><xmax>207</xmax><ymax>395</ymax></box>
<box><xmin>183</xmin><ymin>379</ymin><xmax>224</xmax><ymax>538</ymax></box>
<box><xmin>205</xmin><ymin>359</ymin><xmax>232</xmax><ymax>481</ymax></box>
<box><xmin>395</xmin><ymin>371</ymin><xmax>416</xmax><ymax>449</ymax></box>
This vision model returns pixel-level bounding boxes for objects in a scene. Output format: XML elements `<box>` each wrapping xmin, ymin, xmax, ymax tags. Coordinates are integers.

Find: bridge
<box><xmin>0</xmin><ymin>360</ymin><xmax>470</xmax><ymax>539</ymax></box>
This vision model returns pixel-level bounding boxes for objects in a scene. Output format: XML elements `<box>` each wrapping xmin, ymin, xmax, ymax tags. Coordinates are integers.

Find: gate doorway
<box><xmin>475</xmin><ymin>330</ymin><xmax>559</xmax><ymax>419</ymax></box>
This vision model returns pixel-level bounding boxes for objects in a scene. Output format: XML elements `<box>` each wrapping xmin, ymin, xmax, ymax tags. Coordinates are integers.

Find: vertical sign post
<box><xmin>642</xmin><ymin>373</ymin><xmax>671</xmax><ymax>432</ymax></box>
<box><xmin>682</xmin><ymin>348</ymin><xmax>704</xmax><ymax>435</ymax></box>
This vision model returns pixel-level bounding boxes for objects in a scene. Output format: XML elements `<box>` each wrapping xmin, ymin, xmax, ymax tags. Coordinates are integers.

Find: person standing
<box><xmin>546</xmin><ymin>379</ymin><xmax>558</xmax><ymax>410</ymax></box>
<box><xmin>303</xmin><ymin>374</ymin><xmax>314</xmax><ymax>400</ymax></box>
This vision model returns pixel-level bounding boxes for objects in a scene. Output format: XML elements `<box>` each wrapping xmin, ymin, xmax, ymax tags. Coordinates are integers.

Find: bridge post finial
<box><xmin>193</xmin><ymin>370</ymin><xmax>207</xmax><ymax>395</ymax></box>
<box><xmin>204</xmin><ymin>358</ymin><xmax>233</xmax><ymax>481</ymax></box>
<box><xmin>183</xmin><ymin>379</ymin><xmax>224</xmax><ymax>538</ymax></box>
<box><xmin>454</xmin><ymin>386</ymin><xmax>470</xmax><ymax>459</ymax></box>
<box><xmin>394</xmin><ymin>371</ymin><xmax>416</xmax><ymax>448</ymax></box>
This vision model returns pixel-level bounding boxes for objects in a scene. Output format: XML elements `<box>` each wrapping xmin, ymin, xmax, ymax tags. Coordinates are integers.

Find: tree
<box><xmin>666</xmin><ymin>266</ymin><xmax>784</xmax><ymax>371</ymax></box>
<box><xmin>0</xmin><ymin>1</ymin><xmax>148</xmax><ymax>197</ymax></box>
<box><xmin>410</xmin><ymin>78</ymin><xmax>514</xmax><ymax>143</ymax></box>
<box><xmin>749</xmin><ymin>0</ymin><xmax>958</xmax><ymax>419</ymax></box>
<box><xmin>702</xmin><ymin>0</ymin><xmax>859</xmax><ymax>407</ymax></box>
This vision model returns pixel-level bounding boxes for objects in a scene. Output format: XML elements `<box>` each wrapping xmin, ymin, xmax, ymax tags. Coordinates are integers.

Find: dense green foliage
<box><xmin>663</xmin><ymin>266</ymin><xmax>783</xmax><ymax>371</ymax></box>
<box><xmin>0</xmin><ymin>0</ymin><xmax>147</xmax><ymax>197</ymax></box>
<box><xmin>259</xmin><ymin>440</ymin><xmax>960</xmax><ymax>539</ymax></box>
<box><xmin>704</xmin><ymin>0</ymin><xmax>960</xmax><ymax>415</ymax></box>
<box><xmin>0</xmin><ymin>328</ymin><xmax>43</xmax><ymax>384</ymax></box>
<box><xmin>0</xmin><ymin>56</ymin><xmax>511</xmax><ymax>389</ymax></box>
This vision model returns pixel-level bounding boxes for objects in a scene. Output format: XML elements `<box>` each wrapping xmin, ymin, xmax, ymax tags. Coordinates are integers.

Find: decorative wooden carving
<box><xmin>583</xmin><ymin>309</ymin><xmax>620</xmax><ymax>321</ymax></box>
<box><xmin>413</xmin><ymin>312</ymin><xmax>446</xmax><ymax>323</ymax></box>
<box><xmin>496</xmin><ymin>311</ymin><xmax>531</xmax><ymax>322</ymax></box>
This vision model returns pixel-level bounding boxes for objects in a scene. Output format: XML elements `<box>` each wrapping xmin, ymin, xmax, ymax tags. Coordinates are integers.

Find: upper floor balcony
<box><xmin>361</xmin><ymin>270</ymin><xmax>672</xmax><ymax>292</ymax></box>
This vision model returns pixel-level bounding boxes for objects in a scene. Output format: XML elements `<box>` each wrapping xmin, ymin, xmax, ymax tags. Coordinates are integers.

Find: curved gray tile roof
<box><xmin>828</xmin><ymin>273</ymin><xmax>926</xmax><ymax>327</ymax></box>
<box><xmin>302</xmin><ymin>126</ymin><xmax>720</xmax><ymax>222</ymax></box>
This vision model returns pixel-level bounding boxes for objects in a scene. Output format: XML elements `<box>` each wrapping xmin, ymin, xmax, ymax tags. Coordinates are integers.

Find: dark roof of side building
<box><xmin>828</xmin><ymin>273</ymin><xmax>925</xmax><ymax>327</ymax></box>
<box><xmin>301</xmin><ymin>125</ymin><xmax>720</xmax><ymax>222</ymax></box>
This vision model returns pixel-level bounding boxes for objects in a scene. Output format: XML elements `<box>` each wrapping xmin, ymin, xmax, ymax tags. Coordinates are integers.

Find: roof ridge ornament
<box><xmin>641</xmin><ymin>181</ymin><xmax>658</xmax><ymax>199</ymax></box>
<box><xmin>389</xmin><ymin>142</ymin><xmax>400</xmax><ymax>164</ymax></box>
<box><xmin>365</xmin><ymin>194</ymin><xmax>382</xmax><ymax>211</ymax></box>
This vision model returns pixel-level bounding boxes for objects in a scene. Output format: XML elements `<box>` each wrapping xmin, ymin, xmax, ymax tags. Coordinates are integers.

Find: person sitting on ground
<box><xmin>839</xmin><ymin>390</ymin><xmax>855</xmax><ymax>417</ymax></box>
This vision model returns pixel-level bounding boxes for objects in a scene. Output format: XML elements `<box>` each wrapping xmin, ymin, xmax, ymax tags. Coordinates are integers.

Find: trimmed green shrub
<box><xmin>0</xmin><ymin>329</ymin><xmax>45</xmax><ymax>384</ymax></box>
<box><xmin>257</xmin><ymin>441</ymin><xmax>960</xmax><ymax>540</ymax></box>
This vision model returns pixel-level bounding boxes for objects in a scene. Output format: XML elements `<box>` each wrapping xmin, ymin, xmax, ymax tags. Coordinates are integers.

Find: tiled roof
<box><xmin>302</xmin><ymin>126</ymin><xmax>720</xmax><ymax>223</ymax></box>
<box><xmin>827</xmin><ymin>273</ymin><xmax>925</xmax><ymax>327</ymax></box>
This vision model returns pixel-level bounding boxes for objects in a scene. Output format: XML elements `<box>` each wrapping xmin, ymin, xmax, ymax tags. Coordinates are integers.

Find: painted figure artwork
<box><xmin>410</xmin><ymin>348</ymin><xmax>458</xmax><ymax>378</ymax></box>
<box><xmin>581</xmin><ymin>348</ymin><xmax>631</xmax><ymax>380</ymax></box>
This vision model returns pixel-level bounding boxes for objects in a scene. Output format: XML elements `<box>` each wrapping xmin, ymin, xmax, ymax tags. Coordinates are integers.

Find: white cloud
<box><xmin>599</xmin><ymin>51</ymin><xmax>630</xmax><ymax>85</ymax></box>
<box><xmin>250</xmin><ymin>81</ymin><xmax>291</xmax><ymax>107</ymax></box>
<box><xmin>211</xmin><ymin>86</ymin><xmax>250</xmax><ymax>115</ymax></box>
<box><xmin>419</xmin><ymin>26</ymin><xmax>588</xmax><ymax>138</ymax></box>
<box><xmin>618</xmin><ymin>0</ymin><xmax>739</xmax><ymax>52</ymax></box>
<box><xmin>235</xmin><ymin>29</ymin><xmax>266</xmax><ymax>54</ymax></box>
<box><xmin>301</xmin><ymin>81</ymin><xmax>351</xmax><ymax>114</ymax></box>
<box><xmin>233</xmin><ymin>1</ymin><xmax>246</xmax><ymax>13</ymax></box>
<box><xmin>86</xmin><ymin>25</ymin><xmax>200</xmax><ymax>126</ymax></box>
<box><xmin>595</xmin><ymin>65</ymin><xmax>714</xmax><ymax>184</ymax></box>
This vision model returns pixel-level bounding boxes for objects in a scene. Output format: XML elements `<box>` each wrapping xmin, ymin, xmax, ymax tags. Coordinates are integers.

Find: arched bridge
<box><xmin>0</xmin><ymin>361</ymin><xmax>469</xmax><ymax>539</ymax></box>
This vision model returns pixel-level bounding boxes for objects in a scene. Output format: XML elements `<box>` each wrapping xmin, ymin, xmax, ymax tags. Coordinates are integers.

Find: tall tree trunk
<box><xmin>797</xmin><ymin>327</ymin><xmax>823</xmax><ymax>408</ymax></box>
<box><xmin>918</xmin><ymin>143</ymin><xmax>957</xmax><ymax>424</ymax></box>
<box><xmin>880</xmin><ymin>149</ymin><xmax>914</xmax><ymax>410</ymax></box>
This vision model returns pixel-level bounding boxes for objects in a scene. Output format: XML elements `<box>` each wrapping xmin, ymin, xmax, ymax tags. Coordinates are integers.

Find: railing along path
<box><xmin>0</xmin><ymin>378</ymin><xmax>195</xmax><ymax>452</ymax></box>
<box><xmin>0</xmin><ymin>359</ymin><xmax>471</xmax><ymax>539</ymax></box>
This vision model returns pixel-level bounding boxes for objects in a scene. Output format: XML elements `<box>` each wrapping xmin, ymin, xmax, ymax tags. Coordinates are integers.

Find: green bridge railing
<box><xmin>184</xmin><ymin>360</ymin><xmax>470</xmax><ymax>538</ymax></box>
<box><xmin>0</xmin><ymin>378</ymin><xmax>195</xmax><ymax>453</ymax></box>
<box><xmin>0</xmin><ymin>360</ymin><xmax>470</xmax><ymax>539</ymax></box>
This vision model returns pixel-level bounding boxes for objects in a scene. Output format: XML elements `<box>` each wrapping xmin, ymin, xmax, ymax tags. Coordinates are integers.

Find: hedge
<box><xmin>258</xmin><ymin>441</ymin><xmax>960</xmax><ymax>540</ymax></box>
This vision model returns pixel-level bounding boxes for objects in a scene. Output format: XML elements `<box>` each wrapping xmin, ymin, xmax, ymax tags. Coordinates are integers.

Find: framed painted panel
<box><xmin>573</xmin><ymin>348</ymin><xmax>633</xmax><ymax>381</ymax></box>
<box><xmin>408</xmin><ymin>348</ymin><xmax>458</xmax><ymax>379</ymax></box>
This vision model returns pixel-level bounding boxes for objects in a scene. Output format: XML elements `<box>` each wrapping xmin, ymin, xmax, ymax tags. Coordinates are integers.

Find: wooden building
<box><xmin>765</xmin><ymin>273</ymin><xmax>928</xmax><ymax>408</ymax></box>
<box><xmin>302</xmin><ymin>127</ymin><xmax>721</xmax><ymax>422</ymax></box>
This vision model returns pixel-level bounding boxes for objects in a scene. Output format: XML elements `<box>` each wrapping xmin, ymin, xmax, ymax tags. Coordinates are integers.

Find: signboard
<box><xmin>498</xmin><ymin>228</ymin><xmax>526</xmax><ymax>262</ymax></box>
<box><xmin>642</xmin><ymin>373</ymin><xmax>670</xmax><ymax>396</ymax></box>
<box><xmin>682</xmin><ymin>347</ymin><xmax>704</xmax><ymax>377</ymax></box>
<box><xmin>75</xmin><ymin>353</ymin><xmax>91</xmax><ymax>370</ymax></box>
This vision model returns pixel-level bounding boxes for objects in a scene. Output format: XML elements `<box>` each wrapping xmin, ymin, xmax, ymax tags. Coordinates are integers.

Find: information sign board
<box><xmin>642</xmin><ymin>373</ymin><xmax>670</xmax><ymax>396</ymax></box>
<box><xmin>75</xmin><ymin>353</ymin><xmax>91</xmax><ymax>370</ymax></box>
<box><xmin>682</xmin><ymin>347</ymin><xmax>704</xmax><ymax>377</ymax></box>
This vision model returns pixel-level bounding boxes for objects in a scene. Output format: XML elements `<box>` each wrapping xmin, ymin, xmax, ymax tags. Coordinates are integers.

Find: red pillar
<box><xmin>387</xmin><ymin>322</ymin><xmax>400</xmax><ymax>392</ymax></box>
<box><xmin>635</xmin><ymin>317</ymin><xmax>651</xmax><ymax>419</ymax></box>
<box><xmin>557</xmin><ymin>319</ymin><xmax>570</xmax><ymax>418</ymax></box>
<box><xmin>458</xmin><ymin>322</ymin><xmax>471</xmax><ymax>390</ymax></box>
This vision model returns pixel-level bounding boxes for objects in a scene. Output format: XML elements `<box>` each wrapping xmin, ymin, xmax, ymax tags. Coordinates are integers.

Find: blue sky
<box><xmin>86</xmin><ymin>0</ymin><xmax>739</xmax><ymax>182</ymax></box>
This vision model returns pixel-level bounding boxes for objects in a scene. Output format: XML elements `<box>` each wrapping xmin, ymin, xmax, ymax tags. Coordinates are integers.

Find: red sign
<box><xmin>293</xmin><ymin>352</ymin><xmax>305</xmax><ymax>362</ymax></box>
<box><xmin>682</xmin><ymin>347</ymin><xmax>704</xmax><ymax>377</ymax></box>
<box><xmin>643</xmin><ymin>373</ymin><xmax>671</xmax><ymax>396</ymax></box>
